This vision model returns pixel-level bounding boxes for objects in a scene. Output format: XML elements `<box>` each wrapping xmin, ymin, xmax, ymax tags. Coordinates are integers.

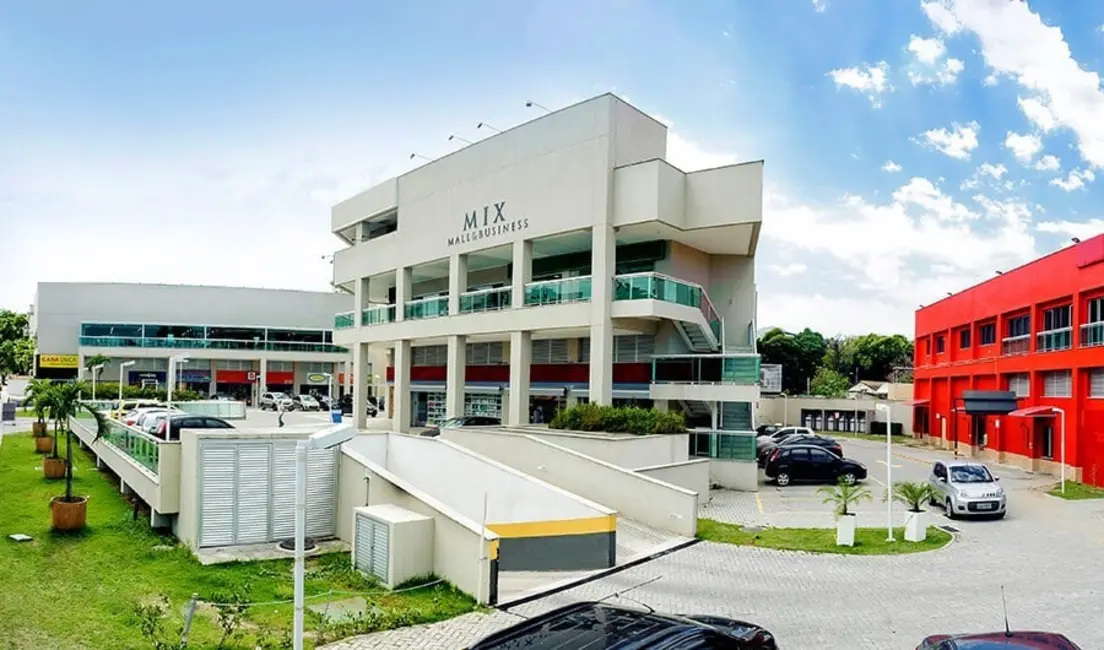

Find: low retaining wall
<box><xmin>498</xmin><ymin>428</ymin><xmax>689</xmax><ymax>469</ymax></box>
<box><xmin>634</xmin><ymin>459</ymin><xmax>710</xmax><ymax>498</ymax></box>
<box><xmin>709</xmin><ymin>459</ymin><xmax>759</xmax><ymax>491</ymax></box>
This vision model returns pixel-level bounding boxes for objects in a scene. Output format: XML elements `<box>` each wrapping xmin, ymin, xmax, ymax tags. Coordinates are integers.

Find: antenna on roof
<box><xmin>1000</xmin><ymin>585</ymin><xmax>1011</xmax><ymax>637</ymax></box>
<box><xmin>596</xmin><ymin>575</ymin><xmax>662</xmax><ymax>613</ymax></box>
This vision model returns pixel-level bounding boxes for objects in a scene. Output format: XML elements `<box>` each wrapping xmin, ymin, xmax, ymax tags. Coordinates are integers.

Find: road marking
<box><xmin>755</xmin><ymin>492</ymin><xmax>764</xmax><ymax>515</ymax></box>
<box><xmin>893</xmin><ymin>452</ymin><xmax>934</xmax><ymax>466</ymax></box>
<box><xmin>868</xmin><ymin>476</ymin><xmax>887</xmax><ymax>488</ymax></box>
<box><xmin>876</xmin><ymin>460</ymin><xmax>904</xmax><ymax>468</ymax></box>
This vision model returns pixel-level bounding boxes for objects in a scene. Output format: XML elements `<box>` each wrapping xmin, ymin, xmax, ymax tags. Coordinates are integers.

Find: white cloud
<box><xmin>924</xmin><ymin>0</ymin><xmax>1104</xmax><ymax>169</ymax></box>
<box><xmin>1017</xmin><ymin>96</ymin><xmax>1057</xmax><ymax>132</ymax></box>
<box><xmin>1049</xmin><ymin>168</ymin><xmax>1096</xmax><ymax>191</ymax></box>
<box><xmin>1003</xmin><ymin>131</ymin><xmax>1042</xmax><ymax>163</ymax></box>
<box><xmin>978</xmin><ymin>162</ymin><xmax>1007</xmax><ymax>180</ymax></box>
<box><xmin>812</xmin><ymin>0</ymin><xmax>827</xmax><ymax>13</ymax></box>
<box><xmin>653</xmin><ymin>115</ymin><xmax>740</xmax><ymax>172</ymax></box>
<box><xmin>906</xmin><ymin>35</ymin><xmax>965</xmax><ymax>86</ymax></box>
<box><xmin>882</xmin><ymin>161</ymin><xmax>903</xmax><ymax>172</ymax></box>
<box><xmin>769</xmin><ymin>262</ymin><xmax>807</xmax><ymax>277</ymax></box>
<box><xmin>982</xmin><ymin>73</ymin><xmax>999</xmax><ymax>87</ymax></box>
<box><xmin>919</xmin><ymin>122</ymin><xmax>980</xmax><ymax>159</ymax></box>
<box><xmin>1037</xmin><ymin>219</ymin><xmax>1104</xmax><ymax>241</ymax></box>
<box><xmin>1034</xmin><ymin>154</ymin><xmax>1061</xmax><ymax>172</ymax></box>
<box><xmin>828</xmin><ymin>62</ymin><xmax>891</xmax><ymax>107</ymax></box>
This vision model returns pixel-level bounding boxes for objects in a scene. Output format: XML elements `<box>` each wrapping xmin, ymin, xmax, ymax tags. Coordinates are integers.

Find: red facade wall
<box><xmin>913</xmin><ymin>234</ymin><xmax>1104</xmax><ymax>485</ymax></box>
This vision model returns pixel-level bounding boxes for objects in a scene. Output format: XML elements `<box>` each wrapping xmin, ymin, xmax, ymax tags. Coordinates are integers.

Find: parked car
<box><xmin>759</xmin><ymin>434</ymin><xmax>843</xmax><ymax>468</ymax></box>
<box><xmin>464</xmin><ymin>601</ymin><xmax>777</xmax><ymax>650</ymax></box>
<box><xmin>259</xmin><ymin>392</ymin><xmax>294</xmax><ymax>411</ymax></box>
<box><xmin>123</xmin><ymin>405</ymin><xmax>179</xmax><ymax>427</ymax></box>
<box><xmin>149</xmin><ymin>414</ymin><xmax>235</xmax><ymax>441</ymax></box>
<box><xmin>421</xmin><ymin>415</ymin><xmax>501</xmax><ymax>437</ymax></box>
<box><xmin>764</xmin><ymin>444</ymin><xmax>867</xmax><ymax>487</ymax></box>
<box><xmin>756</xmin><ymin>427</ymin><xmax>821</xmax><ymax>463</ymax></box>
<box><xmin>112</xmin><ymin>400</ymin><xmax>161</xmax><ymax>420</ymax></box>
<box><xmin>209</xmin><ymin>393</ymin><xmax>236</xmax><ymax>401</ymax></box>
<box><xmin>338</xmin><ymin>394</ymin><xmax>381</xmax><ymax>415</ymax></box>
<box><xmin>929</xmin><ymin>460</ymin><xmax>1007</xmax><ymax>519</ymax></box>
<box><xmin>917</xmin><ymin>631</ymin><xmax>1082</xmax><ymax>649</ymax></box>
<box><xmin>755</xmin><ymin>423</ymin><xmax>782</xmax><ymax>437</ymax></box>
<box><xmin>293</xmin><ymin>394</ymin><xmax>321</xmax><ymax>411</ymax></box>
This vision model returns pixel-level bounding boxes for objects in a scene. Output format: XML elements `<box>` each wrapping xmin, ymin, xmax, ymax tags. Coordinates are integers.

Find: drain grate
<box><xmin>937</xmin><ymin>525</ymin><xmax>960</xmax><ymax>534</ymax></box>
<box><xmin>278</xmin><ymin>537</ymin><xmax>317</xmax><ymax>552</ymax></box>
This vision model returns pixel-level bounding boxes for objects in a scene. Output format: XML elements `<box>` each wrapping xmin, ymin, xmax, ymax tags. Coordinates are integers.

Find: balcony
<box><xmin>1037</xmin><ymin>327</ymin><xmax>1072</xmax><ymax>353</ymax></box>
<box><xmin>1001</xmin><ymin>334</ymin><xmax>1030</xmax><ymax>356</ymax></box>
<box><xmin>79</xmin><ymin>336</ymin><xmax>348</xmax><ymax>354</ymax></box>
<box><xmin>460</xmin><ymin>286</ymin><xmax>512</xmax><ymax>313</ymax></box>
<box><xmin>102</xmin><ymin>421</ymin><xmax>162</xmax><ymax>474</ymax></box>
<box><xmin>335</xmin><ymin>312</ymin><xmax>355</xmax><ymax>329</ymax></box>
<box><xmin>404</xmin><ymin>295</ymin><xmax>449</xmax><ymax>320</ymax></box>
<box><xmin>363</xmin><ymin>304</ymin><xmax>396</xmax><ymax>326</ymax></box>
<box><xmin>524</xmin><ymin>276</ymin><xmax>592</xmax><ymax>306</ymax></box>
<box><xmin>614</xmin><ymin>272</ymin><xmax>723</xmax><ymax>350</ymax></box>
<box><xmin>1081</xmin><ymin>321</ymin><xmax>1104</xmax><ymax>347</ymax></box>
<box><xmin>652</xmin><ymin>354</ymin><xmax>761</xmax><ymax>384</ymax></box>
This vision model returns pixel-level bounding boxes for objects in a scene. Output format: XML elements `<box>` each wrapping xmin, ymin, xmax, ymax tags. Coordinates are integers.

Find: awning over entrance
<box><xmin>904</xmin><ymin>399</ymin><xmax>929</xmax><ymax>406</ymax></box>
<box><xmin>1009</xmin><ymin>405</ymin><xmax>1057</xmax><ymax>418</ymax></box>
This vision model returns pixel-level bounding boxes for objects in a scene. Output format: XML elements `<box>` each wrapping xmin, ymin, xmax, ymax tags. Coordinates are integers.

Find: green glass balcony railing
<box><xmin>404</xmin><ymin>295</ymin><xmax>449</xmax><ymax>320</ymax></box>
<box><xmin>363</xmin><ymin>304</ymin><xmax>396</xmax><ymax>326</ymax></box>
<box><xmin>79</xmin><ymin>336</ymin><xmax>348</xmax><ymax>354</ymax></box>
<box><xmin>1081</xmin><ymin>322</ymin><xmax>1104</xmax><ymax>347</ymax></box>
<box><xmin>102</xmin><ymin>421</ymin><xmax>161</xmax><ymax>474</ymax></box>
<box><xmin>524</xmin><ymin>276</ymin><xmax>592</xmax><ymax>306</ymax></box>
<box><xmin>651</xmin><ymin>354</ymin><xmax>761</xmax><ymax>385</ymax></box>
<box><xmin>689</xmin><ymin>430</ymin><xmax>756</xmax><ymax>462</ymax></box>
<box><xmin>460</xmin><ymin>286</ymin><xmax>512</xmax><ymax>313</ymax></box>
<box><xmin>335</xmin><ymin>312</ymin><xmax>355</xmax><ymax>329</ymax></box>
<box><xmin>1037</xmin><ymin>328</ymin><xmax>1072</xmax><ymax>353</ymax></box>
<box><xmin>614</xmin><ymin>273</ymin><xmax>721</xmax><ymax>342</ymax></box>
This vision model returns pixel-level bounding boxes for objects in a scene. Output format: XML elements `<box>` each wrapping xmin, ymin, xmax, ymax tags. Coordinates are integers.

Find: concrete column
<box><xmin>258</xmin><ymin>358</ymin><xmax>268</xmax><ymax>406</ymax></box>
<box><xmin>448</xmin><ymin>254</ymin><xmax>468</xmax><ymax>315</ymax></box>
<box><xmin>511</xmin><ymin>240</ymin><xmax>532</xmax><ymax>309</ymax></box>
<box><xmin>507</xmin><ymin>330</ymin><xmax>532</xmax><ymax>426</ymax></box>
<box><xmin>588</xmin><ymin>224</ymin><xmax>616</xmax><ymax>405</ymax></box>
<box><xmin>77</xmin><ymin>354</ymin><xmax>86</xmax><ymax>380</ymax></box>
<box><xmin>654</xmin><ymin>400</ymin><xmax>669</xmax><ymax>412</ymax></box>
<box><xmin>353</xmin><ymin>343</ymin><xmax>369</xmax><ymax>430</ymax></box>
<box><xmin>393</xmin><ymin>340</ymin><xmax>412</xmax><ymax>432</ymax></box>
<box><xmin>446</xmin><ymin>335</ymin><xmax>467</xmax><ymax>418</ymax></box>
<box><xmin>395</xmin><ymin>267</ymin><xmax>412</xmax><ymax>321</ymax></box>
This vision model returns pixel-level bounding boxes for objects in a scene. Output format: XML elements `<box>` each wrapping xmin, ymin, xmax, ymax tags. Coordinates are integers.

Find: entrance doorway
<box><xmin>970</xmin><ymin>415</ymin><xmax>987</xmax><ymax>453</ymax></box>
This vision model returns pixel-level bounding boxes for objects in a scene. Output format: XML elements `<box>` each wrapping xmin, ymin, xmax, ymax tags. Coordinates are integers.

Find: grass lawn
<box><xmin>0</xmin><ymin>432</ymin><xmax>477</xmax><ymax>650</ymax></box>
<box><xmin>697</xmin><ymin>518</ymin><xmax>952</xmax><ymax>555</ymax></box>
<box><xmin>1047</xmin><ymin>481</ymin><xmax>1104</xmax><ymax>500</ymax></box>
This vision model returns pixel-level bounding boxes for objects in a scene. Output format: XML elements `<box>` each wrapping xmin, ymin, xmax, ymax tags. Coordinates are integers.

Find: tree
<box><xmin>0</xmin><ymin>310</ymin><xmax>28</xmax><ymax>342</ymax></box>
<box><xmin>810</xmin><ymin>366</ymin><xmax>849</xmax><ymax>397</ymax></box>
<box><xmin>758</xmin><ymin>327</ymin><xmax>827</xmax><ymax>394</ymax></box>
<box><xmin>818</xmin><ymin>477</ymin><xmax>873</xmax><ymax>517</ymax></box>
<box><xmin>50</xmin><ymin>381</ymin><xmax>110</xmax><ymax>502</ymax></box>
<box><xmin>84</xmin><ymin>354</ymin><xmax>111</xmax><ymax>379</ymax></box>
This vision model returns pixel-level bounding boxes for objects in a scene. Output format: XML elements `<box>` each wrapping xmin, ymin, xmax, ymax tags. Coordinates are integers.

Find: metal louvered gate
<box><xmin>198</xmin><ymin>440</ymin><xmax>338</xmax><ymax>548</ymax></box>
<box><xmin>354</xmin><ymin>514</ymin><xmax>390</xmax><ymax>582</ymax></box>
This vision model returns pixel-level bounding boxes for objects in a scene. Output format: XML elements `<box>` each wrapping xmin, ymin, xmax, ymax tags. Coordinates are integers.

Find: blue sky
<box><xmin>2</xmin><ymin>0</ymin><xmax>1104</xmax><ymax>335</ymax></box>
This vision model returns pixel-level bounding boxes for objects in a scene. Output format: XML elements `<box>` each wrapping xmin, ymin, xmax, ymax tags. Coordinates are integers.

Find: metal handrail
<box><xmin>405</xmin><ymin>294</ymin><xmax>449</xmax><ymax>306</ymax></box>
<box><xmin>461</xmin><ymin>285</ymin><xmax>511</xmax><ymax>297</ymax></box>
<box><xmin>614</xmin><ymin>271</ymin><xmax>721</xmax><ymax>330</ymax></box>
<box><xmin>526</xmin><ymin>275</ymin><xmax>592</xmax><ymax>288</ymax></box>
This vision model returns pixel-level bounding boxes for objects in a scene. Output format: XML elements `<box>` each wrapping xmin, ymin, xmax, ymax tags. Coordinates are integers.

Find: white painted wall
<box><xmin>442</xmin><ymin>428</ymin><xmax>698</xmax><ymax>537</ymax></box>
<box><xmin>504</xmin><ymin>429</ymin><xmax>689</xmax><ymax>469</ymax></box>
<box><xmin>710</xmin><ymin>460</ymin><xmax>759</xmax><ymax>492</ymax></box>
<box><xmin>634</xmin><ymin>459</ymin><xmax>710</xmax><ymax>498</ymax></box>
<box><xmin>709</xmin><ymin>255</ymin><xmax>756</xmax><ymax>348</ymax></box>
<box><xmin>758</xmin><ymin>395</ymin><xmax>913</xmax><ymax>432</ymax></box>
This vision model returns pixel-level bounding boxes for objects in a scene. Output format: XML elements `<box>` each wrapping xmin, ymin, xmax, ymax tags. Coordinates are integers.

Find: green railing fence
<box><xmin>690</xmin><ymin>430</ymin><xmax>757</xmax><ymax>462</ymax></box>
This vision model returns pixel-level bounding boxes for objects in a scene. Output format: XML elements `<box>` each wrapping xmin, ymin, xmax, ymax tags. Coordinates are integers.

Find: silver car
<box><xmin>929</xmin><ymin>460</ymin><xmax>1006</xmax><ymax>519</ymax></box>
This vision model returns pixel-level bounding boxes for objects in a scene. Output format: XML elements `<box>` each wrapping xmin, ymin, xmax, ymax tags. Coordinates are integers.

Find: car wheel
<box><xmin>945</xmin><ymin>498</ymin><xmax>956</xmax><ymax>520</ymax></box>
<box><xmin>775</xmin><ymin>472</ymin><xmax>791</xmax><ymax>487</ymax></box>
<box><xmin>840</xmin><ymin>472</ymin><xmax>857</xmax><ymax>485</ymax></box>
<box><xmin>928</xmin><ymin>493</ymin><xmax>938</xmax><ymax>506</ymax></box>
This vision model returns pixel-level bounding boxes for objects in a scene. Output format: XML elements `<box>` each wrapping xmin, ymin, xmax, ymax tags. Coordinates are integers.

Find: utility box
<box><xmin>351</xmin><ymin>504</ymin><xmax>433</xmax><ymax>588</ymax></box>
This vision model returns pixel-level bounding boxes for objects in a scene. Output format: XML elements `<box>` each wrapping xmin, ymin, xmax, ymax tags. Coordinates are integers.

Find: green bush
<box><xmin>90</xmin><ymin>382</ymin><xmax>204</xmax><ymax>403</ymax></box>
<box><xmin>549</xmin><ymin>404</ymin><xmax>686</xmax><ymax>435</ymax></box>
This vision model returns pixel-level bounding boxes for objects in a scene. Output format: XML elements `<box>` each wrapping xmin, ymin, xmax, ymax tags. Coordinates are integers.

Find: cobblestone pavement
<box><xmin>327</xmin><ymin>440</ymin><xmax>1104</xmax><ymax>650</ymax></box>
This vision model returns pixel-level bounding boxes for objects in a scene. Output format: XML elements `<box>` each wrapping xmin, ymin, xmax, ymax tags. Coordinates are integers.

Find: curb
<box><xmin>496</xmin><ymin>537</ymin><xmax>700</xmax><ymax>610</ymax></box>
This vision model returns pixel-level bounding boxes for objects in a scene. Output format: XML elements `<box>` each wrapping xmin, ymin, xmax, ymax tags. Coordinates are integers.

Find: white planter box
<box><xmin>904</xmin><ymin>510</ymin><xmax>927</xmax><ymax>542</ymax></box>
<box><xmin>836</xmin><ymin>514</ymin><xmax>856</xmax><ymax>546</ymax></box>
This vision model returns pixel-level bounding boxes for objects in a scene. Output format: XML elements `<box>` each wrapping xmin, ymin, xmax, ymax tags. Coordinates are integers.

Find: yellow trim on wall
<box><xmin>488</xmin><ymin>538</ymin><xmax>500</xmax><ymax>560</ymax></box>
<box><xmin>488</xmin><ymin>514</ymin><xmax>616</xmax><ymax>539</ymax></box>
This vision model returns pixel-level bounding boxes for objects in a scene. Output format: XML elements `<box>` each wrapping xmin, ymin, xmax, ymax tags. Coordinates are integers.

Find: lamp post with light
<box><xmin>875</xmin><ymin>403</ymin><xmax>895</xmax><ymax>543</ymax></box>
<box><xmin>90</xmin><ymin>364</ymin><xmax>105</xmax><ymax>400</ymax></box>
<box><xmin>118</xmin><ymin>361</ymin><xmax>136</xmax><ymax>402</ymax></box>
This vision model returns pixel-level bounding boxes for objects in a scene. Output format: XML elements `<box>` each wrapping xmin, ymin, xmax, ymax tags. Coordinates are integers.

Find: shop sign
<box><xmin>180</xmin><ymin>369</ymin><xmax>211</xmax><ymax>383</ymax></box>
<box><xmin>247</xmin><ymin>371</ymin><xmax>258</xmax><ymax>382</ymax></box>
<box><xmin>448</xmin><ymin>201</ymin><xmax>529</xmax><ymax>246</ymax></box>
<box><xmin>40</xmin><ymin>354</ymin><xmax>79</xmax><ymax>369</ymax></box>
<box><xmin>307</xmin><ymin>373</ymin><xmax>329</xmax><ymax>384</ymax></box>
<box><xmin>129</xmin><ymin>371</ymin><xmax>166</xmax><ymax>384</ymax></box>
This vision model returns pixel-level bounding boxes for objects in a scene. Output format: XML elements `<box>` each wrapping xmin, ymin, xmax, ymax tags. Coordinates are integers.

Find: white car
<box><xmin>260</xmin><ymin>392</ymin><xmax>294</xmax><ymax>411</ymax></box>
<box><xmin>929</xmin><ymin>460</ymin><xmax>1007</xmax><ymax>519</ymax></box>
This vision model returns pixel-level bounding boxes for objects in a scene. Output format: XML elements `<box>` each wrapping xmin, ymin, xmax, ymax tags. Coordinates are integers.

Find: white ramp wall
<box><xmin>500</xmin><ymin>428</ymin><xmax>689</xmax><ymax>468</ymax></box>
<box><xmin>442</xmin><ymin>429</ymin><xmax>698</xmax><ymax>537</ymax></box>
<box><xmin>634</xmin><ymin>459</ymin><xmax>710</xmax><ymax>499</ymax></box>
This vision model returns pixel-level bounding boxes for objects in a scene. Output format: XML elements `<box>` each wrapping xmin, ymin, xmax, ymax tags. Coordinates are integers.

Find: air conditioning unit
<box><xmin>352</xmin><ymin>504</ymin><xmax>433</xmax><ymax>588</ymax></box>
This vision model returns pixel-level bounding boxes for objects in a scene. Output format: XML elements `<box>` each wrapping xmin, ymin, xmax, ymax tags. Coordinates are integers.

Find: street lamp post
<box><xmin>91</xmin><ymin>364</ymin><xmax>105</xmax><ymax>400</ymax></box>
<box><xmin>294</xmin><ymin>423</ymin><xmax>355</xmax><ymax>650</ymax></box>
<box><xmin>875</xmin><ymin>403</ymin><xmax>895</xmax><ymax>542</ymax></box>
<box><xmin>320</xmin><ymin>372</ymin><xmax>334</xmax><ymax>413</ymax></box>
<box><xmin>167</xmin><ymin>354</ymin><xmax>191</xmax><ymax>414</ymax></box>
<box><xmin>1053</xmin><ymin>407</ymin><xmax>1067</xmax><ymax>495</ymax></box>
<box><xmin>118</xmin><ymin>361</ymin><xmax>136</xmax><ymax>402</ymax></box>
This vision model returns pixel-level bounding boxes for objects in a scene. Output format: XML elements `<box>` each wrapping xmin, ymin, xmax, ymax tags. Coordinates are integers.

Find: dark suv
<box><xmin>464</xmin><ymin>601</ymin><xmax>776</xmax><ymax>649</ymax></box>
<box><xmin>764</xmin><ymin>444</ymin><xmax>867</xmax><ymax>487</ymax></box>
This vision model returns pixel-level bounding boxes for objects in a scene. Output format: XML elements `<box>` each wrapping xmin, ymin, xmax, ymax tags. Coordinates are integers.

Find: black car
<box><xmin>764</xmin><ymin>444</ymin><xmax>867</xmax><ymax>487</ymax></box>
<box><xmin>421</xmin><ymin>415</ymin><xmax>501</xmax><ymax>437</ymax></box>
<box><xmin>757</xmin><ymin>433</ymin><xmax>842</xmax><ymax>467</ymax></box>
<box><xmin>917</xmin><ymin>631</ymin><xmax>1083</xmax><ymax>649</ymax></box>
<box><xmin>464</xmin><ymin>601</ymin><xmax>776</xmax><ymax>650</ymax></box>
<box><xmin>755</xmin><ymin>423</ymin><xmax>781</xmax><ymax>437</ymax></box>
<box><xmin>151</xmin><ymin>414</ymin><xmax>234</xmax><ymax>441</ymax></box>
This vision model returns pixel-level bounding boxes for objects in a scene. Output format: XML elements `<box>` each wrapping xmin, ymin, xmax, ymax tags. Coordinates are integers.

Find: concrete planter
<box><xmin>34</xmin><ymin>435</ymin><xmax>54</xmax><ymax>454</ymax></box>
<box><xmin>904</xmin><ymin>510</ymin><xmax>927</xmax><ymax>542</ymax></box>
<box><xmin>42</xmin><ymin>457</ymin><xmax>67</xmax><ymax>480</ymax></box>
<box><xmin>50</xmin><ymin>496</ymin><xmax>88</xmax><ymax>532</ymax></box>
<box><xmin>32</xmin><ymin>421</ymin><xmax>47</xmax><ymax>435</ymax></box>
<box><xmin>836</xmin><ymin>513</ymin><xmax>856</xmax><ymax>546</ymax></box>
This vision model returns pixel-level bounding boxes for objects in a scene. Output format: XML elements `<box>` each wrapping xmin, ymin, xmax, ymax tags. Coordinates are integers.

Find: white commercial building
<box><xmin>32</xmin><ymin>282</ymin><xmax>353</xmax><ymax>404</ymax></box>
<box><xmin>330</xmin><ymin>94</ymin><xmax>763</xmax><ymax>432</ymax></box>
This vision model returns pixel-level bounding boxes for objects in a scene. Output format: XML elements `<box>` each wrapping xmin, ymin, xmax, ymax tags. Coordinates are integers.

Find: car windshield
<box><xmin>439</xmin><ymin>418</ymin><xmax>465</xmax><ymax>428</ymax></box>
<box><xmin>950</xmin><ymin>465</ymin><xmax>994</xmax><ymax>483</ymax></box>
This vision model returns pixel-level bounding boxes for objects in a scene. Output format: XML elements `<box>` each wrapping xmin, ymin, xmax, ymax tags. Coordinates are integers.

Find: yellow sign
<box><xmin>39</xmin><ymin>354</ymin><xmax>79</xmax><ymax>369</ymax></box>
<box><xmin>307</xmin><ymin>373</ymin><xmax>328</xmax><ymax>384</ymax></box>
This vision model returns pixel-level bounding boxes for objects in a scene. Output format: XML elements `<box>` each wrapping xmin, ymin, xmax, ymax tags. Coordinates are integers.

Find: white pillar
<box><xmin>511</xmin><ymin>240</ymin><xmax>532</xmax><ymax>309</ymax></box>
<box><xmin>654</xmin><ymin>400</ymin><xmax>670</xmax><ymax>412</ymax></box>
<box><xmin>448</xmin><ymin>254</ymin><xmax>468</xmax><ymax>315</ymax></box>
<box><xmin>353</xmin><ymin>343</ymin><xmax>369</xmax><ymax>430</ymax></box>
<box><xmin>258</xmin><ymin>358</ymin><xmax>268</xmax><ymax>406</ymax></box>
<box><xmin>77</xmin><ymin>354</ymin><xmax>86</xmax><ymax>381</ymax></box>
<box><xmin>446</xmin><ymin>335</ymin><xmax>467</xmax><ymax>418</ymax></box>
<box><xmin>588</xmin><ymin>224</ymin><xmax>616</xmax><ymax>405</ymax></box>
<box><xmin>341</xmin><ymin>360</ymin><xmax>350</xmax><ymax>398</ymax></box>
<box><xmin>395</xmin><ymin>267</ymin><xmax>412</xmax><ymax>321</ymax></box>
<box><xmin>507</xmin><ymin>331</ymin><xmax>531</xmax><ymax>426</ymax></box>
<box><xmin>393</xmin><ymin>340</ymin><xmax>412</xmax><ymax>432</ymax></box>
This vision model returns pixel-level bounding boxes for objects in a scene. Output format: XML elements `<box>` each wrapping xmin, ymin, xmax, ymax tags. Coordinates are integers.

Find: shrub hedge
<box><xmin>549</xmin><ymin>403</ymin><xmax>686</xmax><ymax>435</ymax></box>
<box><xmin>86</xmin><ymin>382</ymin><xmax>204</xmax><ymax>402</ymax></box>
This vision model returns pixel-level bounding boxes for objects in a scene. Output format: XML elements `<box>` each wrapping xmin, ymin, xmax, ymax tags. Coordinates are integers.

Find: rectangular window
<box><xmin>613</xmin><ymin>335</ymin><xmax>656</xmax><ymax>363</ymax></box>
<box><xmin>465</xmin><ymin>342</ymin><xmax>504</xmax><ymax>365</ymax></box>
<box><xmin>1042</xmin><ymin>305</ymin><xmax>1072</xmax><ymax>331</ymax></box>
<box><xmin>936</xmin><ymin>336</ymin><xmax>945</xmax><ymax>353</ymax></box>
<box><xmin>580</xmin><ymin>338</ymin><xmax>591</xmax><ymax>363</ymax></box>
<box><xmin>301</xmin><ymin>361</ymin><xmax>334</xmax><ymax>373</ymax></box>
<box><xmin>959</xmin><ymin>329</ymin><xmax>971</xmax><ymax>349</ymax></box>
<box><xmin>979</xmin><ymin>323</ymin><xmax>996</xmax><ymax>346</ymax></box>
<box><xmin>1090</xmin><ymin>369</ymin><xmax>1104</xmax><ymax>398</ymax></box>
<box><xmin>1089</xmin><ymin>297</ymin><xmax>1104</xmax><ymax>324</ymax></box>
<box><xmin>412</xmin><ymin>345</ymin><xmax>447</xmax><ymax>366</ymax></box>
<box><xmin>924</xmin><ymin>338</ymin><xmax>931</xmax><ymax>355</ymax></box>
<box><xmin>214</xmin><ymin>359</ymin><xmax>254</xmax><ymax>370</ymax></box>
<box><xmin>531</xmin><ymin>339</ymin><xmax>570</xmax><ymax>364</ymax></box>
<box><xmin>1007</xmin><ymin>373</ymin><xmax>1030</xmax><ymax>397</ymax></box>
<box><xmin>1042</xmin><ymin>370</ymin><xmax>1072</xmax><ymax>398</ymax></box>
<box><xmin>1006</xmin><ymin>315</ymin><xmax>1031</xmax><ymax>338</ymax></box>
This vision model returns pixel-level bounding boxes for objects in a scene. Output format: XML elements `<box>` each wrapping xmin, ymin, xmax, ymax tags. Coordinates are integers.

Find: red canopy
<box><xmin>1008</xmin><ymin>406</ymin><xmax>1056</xmax><ymax>417</ymax></box>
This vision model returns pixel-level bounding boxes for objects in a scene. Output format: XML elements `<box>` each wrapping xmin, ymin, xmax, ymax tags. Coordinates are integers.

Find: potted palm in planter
<box><xmin>818</xmin><ymin>477</ymin><xmax>872</xmax><ymax>547</ymax></box>
<box><xmin>23</xmin><ymin>379</ymin><xmax>56</xmax><ymax>454</ymax></box>
<box><xmin>891</xmin><ymin>481</ymin><xmax>935</xmax><ymax>542</ymax></box>
<box><xmin>48</xmin><ymin>381</ymin><xmax>110</xmax><ymax>532</ymax></box>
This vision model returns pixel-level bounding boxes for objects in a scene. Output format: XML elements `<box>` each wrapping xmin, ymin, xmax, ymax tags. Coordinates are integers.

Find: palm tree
<box><xmin>50</xmin><ymin>381</ymin><xmax>110</xmax><ymax>502</ymax></box>
<box><xmin>22</xmin><ymin>378</ymin><xmax>54</xmax><ymax>432</ymax></box>
<box><xmin>818</xmin><ymin>477</ymin><xmax>873</xmax><ymax>518</ymax></box>
<box><xmin>891</xmin><ymin>481</ymin><xmax>934</xmax><ymax>513</ymax></box>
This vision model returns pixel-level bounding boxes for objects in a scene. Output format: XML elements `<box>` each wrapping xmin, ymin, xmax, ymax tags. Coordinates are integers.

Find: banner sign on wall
<box><xmin>759</xmin><ymin>364</ymin><xmax>783</xmax><ymax>394</ymax></box>
<box><xmin>39</xmin><ymin>354</ymin><xmax>79</xmax><ymax>369</ymax></box>
<box><xmin>180</xmin><ymin>369</ymin><xmax>211</xmax><ymax>383</ymax></box>
<box><xmin>447</xmin><ymin>200</ymin><xmax>530</xmax><ymax>246</ymax></box>
<box><xmin>307</xmin><ymin>373</ymin><xmax>329</xmax><ymax>384</ymax></box>
<box><xmin>129</xmin><ymin>371</ymin><xmax>167</xmax><ymax>385</ymax></box>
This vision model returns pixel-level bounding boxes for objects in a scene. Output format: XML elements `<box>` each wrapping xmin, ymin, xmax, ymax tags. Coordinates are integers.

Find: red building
<box><xmin>914</xmin><ymin>233</ymin><xmax>1104</xmax><ymax>487</ymax></box>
